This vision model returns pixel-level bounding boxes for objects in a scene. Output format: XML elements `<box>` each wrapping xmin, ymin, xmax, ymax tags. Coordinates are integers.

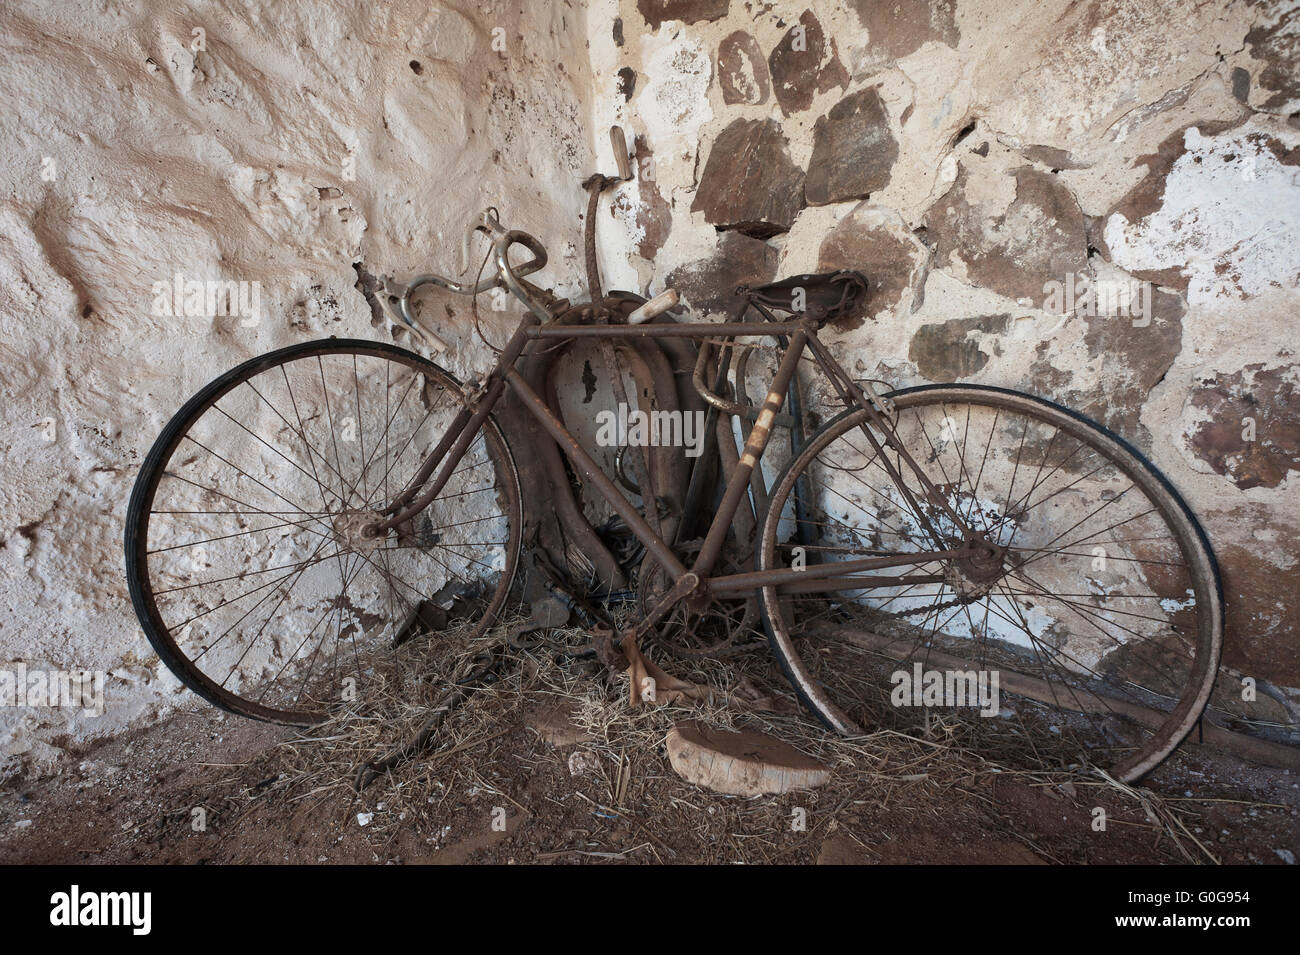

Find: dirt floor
<box><xmin>1</xmin><ymin>625</ymin><xmax>1297</xmax><ymax>865</ymax></box>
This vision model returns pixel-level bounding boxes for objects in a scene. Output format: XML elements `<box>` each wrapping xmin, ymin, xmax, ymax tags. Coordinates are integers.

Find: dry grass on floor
<box><xmin>151</xmin><ymin>615</ymin><xmax>1241</xmax><ymax>864</ymax></box>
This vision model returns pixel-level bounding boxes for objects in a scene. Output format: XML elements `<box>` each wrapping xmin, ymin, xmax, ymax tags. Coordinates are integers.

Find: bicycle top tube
<box><xmin>525</xmin><ymin>320</ymin><xmax>807</xmax><ymax>340</ymax></box>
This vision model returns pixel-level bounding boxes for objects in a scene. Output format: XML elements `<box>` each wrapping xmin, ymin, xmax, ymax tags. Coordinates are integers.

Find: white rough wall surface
<box><xmin>0</xmin><ymin>0</ymin><xmax>594</xmax><ymax>775</ymax></box>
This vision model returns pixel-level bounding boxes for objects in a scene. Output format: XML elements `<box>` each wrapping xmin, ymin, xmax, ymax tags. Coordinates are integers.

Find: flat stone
<box><xmin>1025</xmin><ymin>282</ymin><xmax>1183</xmax><ymax>448</ymax></box>
<box><xmin>616</xmin><ymin>66</ymin><xmax>636</xmax><ymax>101</ymax></box>
<box><xmin>667</xmin><ymin>231</ymin><xmax>779</xmax><ymax>317</ymax></box>
<box><xmin>817</xmin><ymin>203</ymin><xmax>924</xmax><ymax>327</ymax></box>
<box><xmin>1021</xmin><ymin>144</ymin><xmax>1091</xmax><ymax>171</ymax></box>
<box><xmin>636</xmin><ymin>0</ymin><xmax>729</xmax><ymax>29</ymax></box>
<box><xmin>1245</xmin><ymin>5</ymin><xmax>1300</xmax><ymax>113</ymax></box>
<box><xmin>769</xmin><ymin>10</ymin><xmax>847</xmax><ymax>116</ymax></box>
<box><xmin>1078</xmin><ymin>284</ymin><xmax>1184</xmax><ymax>442</ymax></box>
<box><xmin>805</xmin><ymin>87</ymin><xmax>898</xmax><ymax>205</ymax></box>
<box><xmin>925</xmin><ymin>165</ymin><xmax>1089</xmax><ymax>305</ymax></box>
<box><xmin>1216</xmin><ymin>533</ymin><xmax>1300</xmax><ymax>688</ymax></box>
<box><xmin>1185</xmin><ymin>362</ymin><xmax>1300</xmax><ymax>490</ymax></box>
<box><xmin>718</xmin><ymin>30</ymin><xmax>769</xmax><ymax>106</ymax></box>
<box><xmin>665</xmin><ymin>721</ymin><xmax>831</xmax><ymax>796</ymax></box>
<box><xmin>909</xmin><ymin>314</ymin><xmax>1011</xmax><ymax>380</ymax></box>
<box><xmin>849</xmin><ymin>0</ymin><xmax>960</xmax><ymax>62</ymax></box>
<box><xmin>691</xmin><ymin>118</ymin><xmax>806</xmax><ymax>235</ymax></box>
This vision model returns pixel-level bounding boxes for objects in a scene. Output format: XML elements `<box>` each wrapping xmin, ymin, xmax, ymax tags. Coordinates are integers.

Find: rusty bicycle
<box><xmin>126</xmin><ymin>129</ymin><xmax>1223</xmax><ymax>784</ymax></box>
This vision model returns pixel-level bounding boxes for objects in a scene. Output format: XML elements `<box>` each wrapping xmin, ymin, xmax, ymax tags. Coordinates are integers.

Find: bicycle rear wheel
<box><xmin>125</xmin><ymin>339</ymin><xmax>522</xmax><ymax>724</ymax></box>
<box><xmin>759</xmin><ymin>384</ymin><xmax>1222</xmax><ymax>783</ymax></box>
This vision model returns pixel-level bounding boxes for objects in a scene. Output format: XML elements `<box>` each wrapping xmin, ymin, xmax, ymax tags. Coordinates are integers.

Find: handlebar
<box><xmin>382</xmin><ymin>129</ymin><xmax>674</xmax><ymax>344</ymax></box>
<box><xmin>381</xmin><ymin>210</ymin><xmax>551</xmax><ymax>343</ymax></box>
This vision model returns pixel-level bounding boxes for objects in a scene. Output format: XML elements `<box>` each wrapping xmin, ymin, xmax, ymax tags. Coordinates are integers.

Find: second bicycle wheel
<box><xmin>759</xmin><ymin>384</ymin><xmax>1222</xmax><ymax>783</ymax></box>
<box><xmin>125</xmin><ymin>339</ymin><xmax>522</xmax><ymax>724</ymax></box>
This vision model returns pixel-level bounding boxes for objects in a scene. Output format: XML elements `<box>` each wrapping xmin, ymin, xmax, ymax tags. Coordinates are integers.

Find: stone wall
<box><xmin>2</xmin><ymin>0</ymin><xmax>1297</xmax><ymax>773</ymax></box>
<box><xmin>587</xmin><ymin>0</ymin><xmax>1300</xmax><ymax>707</ymax></box>
<box><xmin>0</xmin><ymin>0</ymin><xmax>594</xmax><ymax>774</ymax></box>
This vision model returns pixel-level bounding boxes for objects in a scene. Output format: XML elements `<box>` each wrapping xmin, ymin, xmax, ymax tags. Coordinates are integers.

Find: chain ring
<box><xmin>636</xmin><ymin>554</ymin><xmax>764</xmax><ymax>659</ymax></box>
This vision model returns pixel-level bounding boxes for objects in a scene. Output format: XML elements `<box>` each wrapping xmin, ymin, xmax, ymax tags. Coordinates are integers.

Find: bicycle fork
<box><xmin>371</xmin><ymin>314</ymin><xmax>541</xmax><ymax>536</ymax></box>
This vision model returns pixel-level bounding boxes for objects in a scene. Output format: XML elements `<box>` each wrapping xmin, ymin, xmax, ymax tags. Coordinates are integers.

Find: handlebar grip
<box><xmin>610</xmin><ymin>126</ymin><xmax>633</xmax><ymax>182</ymax></box>
<box><xmin>627</xmin><ymin>288</ymin><xmax>679</xmax><ymax>325</ymax></box>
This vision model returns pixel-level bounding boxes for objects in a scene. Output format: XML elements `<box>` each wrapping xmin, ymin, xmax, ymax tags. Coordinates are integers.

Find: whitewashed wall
<box><xmin>0</xmin><ymin>0</ymin><xmax>594</xmax><ymax>774</ymax></box>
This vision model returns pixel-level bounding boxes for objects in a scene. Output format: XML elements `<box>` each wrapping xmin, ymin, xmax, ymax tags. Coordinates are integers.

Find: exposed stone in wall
<box><xmin>616</xmin><ymin>65</ymin><xmax>637</xmax><ymax>100</ymax></box>
<box><xmin>691</xmin><ymin>118</ymin><xmax>806</xmax><ymax>235</ymax></box>
<box><xmin>637</xmin><ymin>0</ymin><xmax>730</xmax><ymax>30</ymax></box>
<box><xmin>805</xmin><ymin>87</ymin><xmax>897</xmax><ymax>206</ymax></box>
<box><xmin>908</xmin><ymin>314</ymin><xmax>1010</xmax><ymax>380</ymax></box>
<box><xmin>1075</xmin><ymin>285</ymin><xmax>1184</xmax><ymax>442</ymax></box>
<box><xmin>1024</xmin><ymin>280</ymin><xmax>1186</xmax><ymax>446</ymax></box>
<box><xmin>817</xmin><ymin>203</ymin><xmax>924</xmax><ymax>326</ymax></box>
<box><xmin>1185</xmin><ymin>362</ymin><xmax>1300</xmax><ymax>490</ymax></box>
<box><xmin>717</xmin><ymin>30</ymin><xmax>769</xmax><ymax>105</ymax></box>
<box><xmin>768</xmin><ymin>10</ymin><xmax>848</xmax><ymax>116</ymax></box>
<box><xmin>584</xmin><ymin>0</ymin><xmax>1300</xmax><ymax>716</ymax></box>
<box><xmin>1244</xmin><ymin>3</ymin><xmax>1300</xmax><ymax>113</ymax></box>
<box><xmin>666</xmin><ymin>231</ymin><xmax>778</xmax><ymax>317</ymax></box>
<box><xmin>612</xmin><ymin>135</ymin><xmax>672</xmax><ymax>261</ymax></box>
<box><xmin>1020</xmin><ymin>145</ymin><xmax>1092</xmax><ymax>171</ymax></box>
<box><xmin>7</xmin><ymin>0</ymin><xmax>1300</xmax><ymax>766</ymax></box>
<box><xmin>925</xmin><ymin>165</ymin><xmax>1090</xmax><ymax>306</ymax></box>
<box><xmin>847</xmin><ymin>0</ymin><xmax>959</xmax><ymax>65</ymax></box>
<box><xmin>1217</xmin><ymin>528</ymin><xmax>1300</xmax><ymax>687</ymax></box>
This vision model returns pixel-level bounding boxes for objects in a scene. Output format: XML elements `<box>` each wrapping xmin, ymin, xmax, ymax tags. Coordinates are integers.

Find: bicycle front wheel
<box><xmin>759</xmin><ymin>384</ymin><xmax>1222</xmax><ymax>783</ymax></box>
<box><xmin>125</xmin><ymin>339</ymin><xmax>522</xmax><ymax>724</ymax></box>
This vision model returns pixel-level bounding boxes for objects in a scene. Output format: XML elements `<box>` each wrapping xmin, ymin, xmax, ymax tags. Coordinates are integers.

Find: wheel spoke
<box><xmin>129</xmin><ymin>345</ymin><xmax>520</xmax><ymax>723</ymax></box>
<box><xmin>760</xmin><ymin>389</ymin><xmax>1217</xmax><ymax>783</ymax></box>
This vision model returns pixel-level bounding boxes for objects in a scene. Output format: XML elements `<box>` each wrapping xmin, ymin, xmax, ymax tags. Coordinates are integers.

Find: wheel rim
<box><xmin>760</xmin><ymin>386</ymin><xmax>1221</xmax><ymax>783</ymax></box>
<box><xmin>127</xmin><ymin>341</ymin><xmax>521</xmax><ymax>724</ymax></box>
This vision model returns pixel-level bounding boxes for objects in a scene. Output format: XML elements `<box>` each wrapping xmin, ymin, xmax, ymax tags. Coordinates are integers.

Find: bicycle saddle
<box><xmin>741</xmin><ymin>269</ymin><xmax>869</xmax><ymax>324</ymax></box>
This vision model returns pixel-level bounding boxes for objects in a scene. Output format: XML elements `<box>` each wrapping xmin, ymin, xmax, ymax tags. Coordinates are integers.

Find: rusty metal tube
<box><xmin>505</xmin><ymin>366</ymin><xmax>689</xmax><ymax>581</ymax></box>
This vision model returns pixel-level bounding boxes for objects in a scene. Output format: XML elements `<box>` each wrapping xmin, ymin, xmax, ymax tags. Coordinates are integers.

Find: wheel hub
<box><xmin>332</xmin><ymin>509</ymin><xmax>386</xmax><ymax>552</ymax></box>
<box><xmin>949</xmin><ymin>537</ymin><xmax>1009</xmax><ymax>597</ymax></box>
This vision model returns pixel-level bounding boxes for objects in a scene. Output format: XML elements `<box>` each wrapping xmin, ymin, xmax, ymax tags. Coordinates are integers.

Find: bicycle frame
<box><xmin>371</xmin><ymin>305</ymin><xmax>984</xmax><ymax>625</ymax></box>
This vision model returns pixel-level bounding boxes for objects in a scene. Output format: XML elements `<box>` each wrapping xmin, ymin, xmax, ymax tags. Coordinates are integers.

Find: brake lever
<box><xmin>378</xmin><ymin>275</ymin><xmax>450</xmax><ymax>353</ymax></box>
<box><xmin>459</xmin><ymin>208</ymin><xmax>505</xmax><ymax>274</ymax></box>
